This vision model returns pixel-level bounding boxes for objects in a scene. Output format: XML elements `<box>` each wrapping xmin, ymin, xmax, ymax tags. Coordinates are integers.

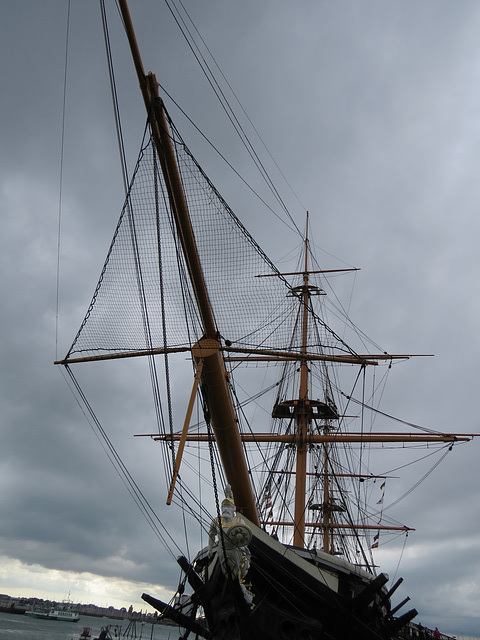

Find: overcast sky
<box><xmin>2</xmin><ymin>0</ymin><xmax>480</xmax><ymax>635</ymax></box>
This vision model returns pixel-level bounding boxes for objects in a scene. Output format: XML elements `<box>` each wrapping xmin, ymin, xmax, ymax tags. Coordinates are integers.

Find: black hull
<box><xmin>144</xmin><ymin>522</ymin><xmax>416</xmax><ymax>640</ymax></box>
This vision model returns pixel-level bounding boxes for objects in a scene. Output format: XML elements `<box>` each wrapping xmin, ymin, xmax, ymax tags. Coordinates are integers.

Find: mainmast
<box><xmin>116</xmin><ymin>0</ymin><xmax>259</xmax><ymax>525</ymax></box>
<box><xmin>293</xmin><ymin>216</ymin><xmax>311</xmax><ymax>546</ymax></box>
<box><xmin>291</xmin><ymin>214</ymin><xmax>334</xmax><ymax>549</ymax></box>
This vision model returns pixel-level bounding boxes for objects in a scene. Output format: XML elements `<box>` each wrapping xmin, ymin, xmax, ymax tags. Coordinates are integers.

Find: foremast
<box><xmin>116</xmin><ymin>0</ymin><xmax>259</xmax><ymax>525</ymax></box>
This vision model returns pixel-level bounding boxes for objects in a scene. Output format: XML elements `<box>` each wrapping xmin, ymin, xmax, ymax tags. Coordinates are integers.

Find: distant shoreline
<box><xmin>0</xmin><ymin>595</ymin><xmax>172</xmax><ymax>625</ymax></box>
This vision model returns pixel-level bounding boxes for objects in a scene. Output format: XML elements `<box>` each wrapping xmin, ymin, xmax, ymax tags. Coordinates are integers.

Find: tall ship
<box><xmin>56</xmin><ymin>2</ymin><xmax>475</xmax><ymax>639</ymax></box>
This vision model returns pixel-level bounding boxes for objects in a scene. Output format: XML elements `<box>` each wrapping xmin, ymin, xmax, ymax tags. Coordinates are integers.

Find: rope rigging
<box><xmin>101</xmin><ymin>0</ymin><xmax>130</xmax><ymax>195</ymax></box>
<box><xmin>55</xmin><ymin>9</ymin><xmax>476</xmax><ymax>631</ymax></box>
<box><xmin>89</xmin><ymin>0</ymin><xmax>223</xmax><ymax>567</ymax></box>
<box><xmin>161</xmin><ymin>0</ymin><xmax>303</xmax><ymax>238</ymax></box>
<box><xmin>55</xmin><ymin>0</ymin><xmax>71</xmax><ymax>363</ymax></box>
<box><xmin>60</xmin><ymin>364</ymin><xmax>183</xmax><ymax>561</ymax></box>
<box><xmin>51</xmin><ymin>6</ymin><xmax>480</xmax><ymax>640</ymax></box>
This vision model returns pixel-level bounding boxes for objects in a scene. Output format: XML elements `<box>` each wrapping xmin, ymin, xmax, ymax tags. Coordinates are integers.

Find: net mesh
<box><xmin>65</xmin><ymin>119</ymin><xmax>299</xmax><ymax>361</ymax></box>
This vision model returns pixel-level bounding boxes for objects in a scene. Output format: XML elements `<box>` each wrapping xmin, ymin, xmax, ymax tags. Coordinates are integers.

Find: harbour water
<box><xmin>0</xmin><ymin>612</ymin><xmax>178</xmax><ymax>640</ymax></box>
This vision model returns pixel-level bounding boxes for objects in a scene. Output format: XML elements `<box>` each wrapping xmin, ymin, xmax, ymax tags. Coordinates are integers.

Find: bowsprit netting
<box><xmin>64</xmin><ymin>119</ymin><xmax>298</xmax><ymax>362</ymax></box>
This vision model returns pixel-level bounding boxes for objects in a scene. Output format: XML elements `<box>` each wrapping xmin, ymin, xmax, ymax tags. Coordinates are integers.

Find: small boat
<box><xmin>48</xmin><ymin>607</ymin><xmax>80</xmax><ymax>622</ymax></box>
<box><xmin>25</xmin><ymin>604</ymin><xmax>79</xmax><ymax>622</ymax></box>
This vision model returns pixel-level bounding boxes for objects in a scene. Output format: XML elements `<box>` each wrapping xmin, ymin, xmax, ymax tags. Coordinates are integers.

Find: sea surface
<box><xmin>0</xmin><ymin>612</ymin><xmax>178</xmax><ymax>640</ymax></box>
<box><xmin>1</xmin><ymin>613</ymin><xmax>478</xmax><ymax>640</ymax></box>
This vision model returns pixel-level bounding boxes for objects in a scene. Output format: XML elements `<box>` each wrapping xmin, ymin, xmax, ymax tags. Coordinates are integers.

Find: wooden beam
<box><xmin>146</xmin><ymin>432</ymin><xmax>474</xmax><ymax>444</ymax></box>
<box><xmin>263</xmin><ymin>522</ymin><xmax>413</xmax><ymax>532</ymax></box>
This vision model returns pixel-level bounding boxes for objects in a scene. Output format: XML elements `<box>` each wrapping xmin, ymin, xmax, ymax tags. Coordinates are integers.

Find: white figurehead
<box><xmin>208</xmin><ymin>484</ymin><xmax>253</xmax><ymax>604</ymax></box>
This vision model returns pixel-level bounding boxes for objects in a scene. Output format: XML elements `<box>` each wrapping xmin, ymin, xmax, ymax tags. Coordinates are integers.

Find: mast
<box><xmin>293</xmin><ymin>215</ymin><xmax>310</xmax><ymax>546</ymax></box>
<box><xmin>322</xmin><ymin>414</ymin><xmax>332</xmax><ymax>553</ymax></box>
<box><xmin>116</xmin><ymin>0</ymin><xmax>259</xmax><ymax>524</ymax></box>
<box><xmin>291</xmin><ymin>214</ymin><xmax>334</xmax><ymax>550</ymax></box>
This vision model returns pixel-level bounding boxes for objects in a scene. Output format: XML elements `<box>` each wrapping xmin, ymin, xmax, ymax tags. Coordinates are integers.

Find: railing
<box><xmin>398</xmin><ymin>623</ymin><xmax>455</xmax><ymax>640</ymax></box>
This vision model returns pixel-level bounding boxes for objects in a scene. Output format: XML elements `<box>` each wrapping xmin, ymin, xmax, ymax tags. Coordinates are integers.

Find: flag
<box><xmin>380</xmin><ymin>481</ymin><xmax>386</xmax><ymax>490</ymax></box>
<box><xmin>376</xmin><ymin>496</ymin><xmax>383</xmax><ymax>505</ymax></box>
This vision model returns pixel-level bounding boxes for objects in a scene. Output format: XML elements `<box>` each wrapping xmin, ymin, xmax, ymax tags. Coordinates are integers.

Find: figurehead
<box><xmin>208</xmin><ymin>484</ymin><xmax>253</xmax><ymax>604</ymax></box>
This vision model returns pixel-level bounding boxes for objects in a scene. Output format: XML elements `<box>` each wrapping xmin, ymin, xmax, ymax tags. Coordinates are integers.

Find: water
<box><xmin>0</xmin><ymin>613</ymin><xmax>178</xmax><ymax>640</ymax></box>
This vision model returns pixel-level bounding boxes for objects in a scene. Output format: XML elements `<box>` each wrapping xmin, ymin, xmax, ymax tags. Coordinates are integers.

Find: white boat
<box><xmin>48</xmin><ymin>607</ymin><xmax>80</xmax><ymax>622</ymax></box>
<box><xmin>25</xmin><ymin>604</ymin><xmax>79</xmax><ymax>622</ymax></box>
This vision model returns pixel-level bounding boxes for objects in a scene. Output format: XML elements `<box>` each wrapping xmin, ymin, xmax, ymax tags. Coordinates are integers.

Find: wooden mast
<box><xmin>116</xmin><ymin>0</ymin><xmax>259</xmax><ymax>525</ymax></box>
<box><xmin>322</xmin><ymin>414</ymin><xmax>332</xmax><ymax>553</ymax></box>
<box><xmin>293</xmin><ymin>215</ymin><xmax>310</xmax><ymax>546</ymax></box>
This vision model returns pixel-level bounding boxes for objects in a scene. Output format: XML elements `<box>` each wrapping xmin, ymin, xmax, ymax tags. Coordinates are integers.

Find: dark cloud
<box><xmin>2</xmin><ymin>0</ymin><xmax>480</xmax><ymax>633</ymax></box>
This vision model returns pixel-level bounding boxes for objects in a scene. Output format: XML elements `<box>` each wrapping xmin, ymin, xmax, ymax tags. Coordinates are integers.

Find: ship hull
<box><xmin>144</xmin><ymin>520</ymin><xmax>416</xmax><ymax>640</ymax></box>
